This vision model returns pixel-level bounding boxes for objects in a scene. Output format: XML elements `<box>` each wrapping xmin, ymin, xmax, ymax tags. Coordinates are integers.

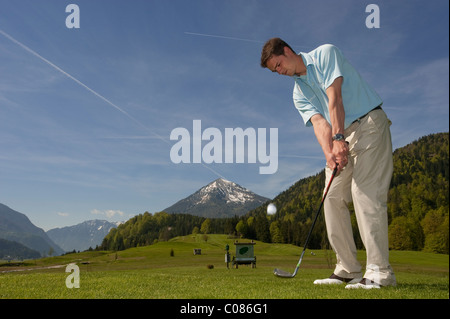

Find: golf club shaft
<box><xmin>299</xmin><ymin>165</ymin><xmax>338</xmax><ymax>258</ymax></box>
<box><xmin>275</xmin><ymin>165</ymin><xmax>338</xmax><ymax>277</ymax></box>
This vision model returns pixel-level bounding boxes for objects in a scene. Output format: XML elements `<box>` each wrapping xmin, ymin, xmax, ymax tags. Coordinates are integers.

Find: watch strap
<box><xmin>332</xmin><ymin>133</ymin><xmax>345</xmax><ymax>141</ymax></box>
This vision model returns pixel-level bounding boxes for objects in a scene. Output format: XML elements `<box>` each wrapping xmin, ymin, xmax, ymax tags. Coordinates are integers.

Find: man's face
<box><xmin>266</xmin><ymin>47</ymin><xmax>298</xmax><ymax>76</ymax></box>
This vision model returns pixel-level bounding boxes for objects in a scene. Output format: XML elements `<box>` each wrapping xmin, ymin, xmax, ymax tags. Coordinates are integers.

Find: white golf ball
<box><xmin>267</xmin><ymin>203</ymin><xmax>277</xmax><ymax>215</ymax></box>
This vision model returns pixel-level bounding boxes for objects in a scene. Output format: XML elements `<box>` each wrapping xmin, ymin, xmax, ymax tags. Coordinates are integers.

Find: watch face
<box><xmin>333</xmin><ymin>134</ymin><xmax>345</xmax><ymax>141</ymax></box>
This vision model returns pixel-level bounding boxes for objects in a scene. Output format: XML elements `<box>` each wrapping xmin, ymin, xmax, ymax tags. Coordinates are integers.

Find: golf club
<box><xmin>274</xmin><ymin>165</ymin><xmax>338</xmax><ymax>278</ymax></box>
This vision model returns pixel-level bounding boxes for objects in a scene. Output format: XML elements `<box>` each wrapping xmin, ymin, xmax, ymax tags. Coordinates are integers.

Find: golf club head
<box><xmin>273</xmin><ymin>268</ymin><xmax>294</xmax><ymax>278</ymax></box>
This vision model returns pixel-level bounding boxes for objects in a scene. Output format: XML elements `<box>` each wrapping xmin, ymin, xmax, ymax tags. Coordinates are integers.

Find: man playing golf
<box><xmin>260</xmin><ymin>38</ymin><xmax>396</xmax><ymax>289</ymax></box>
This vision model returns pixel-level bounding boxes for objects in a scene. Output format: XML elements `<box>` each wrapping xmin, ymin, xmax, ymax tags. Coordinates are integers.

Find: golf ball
<box><xmin>267</xmin><ymin>203</ymin><xmax>277</xmax><ymax>215</ymax></box>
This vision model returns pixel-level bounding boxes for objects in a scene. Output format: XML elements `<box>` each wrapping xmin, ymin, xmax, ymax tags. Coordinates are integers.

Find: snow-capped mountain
<box><xmin>46</xmin><ymin>220</ymin><xmax>121</xmax><ymax>252</ymax></box>
<box><xmin>163</xmin><ymin>178</ymin><xmax>270</xmax><ymax>218</ymax></box>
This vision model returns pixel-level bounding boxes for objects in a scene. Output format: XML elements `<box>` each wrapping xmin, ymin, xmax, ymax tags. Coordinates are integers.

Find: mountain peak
<box><xmin>202</xmin><ymin>178</ymin><xmax>254</xmax><ymax>204</ymax></box>
<box><xmin>209</xmin><ymin>178</ymin><xmax>234</xmax><ymax>187</ymax></box>
<box><xmin>164</xmin><ymin>178</ymin><xmax>269</xmax><ymax>218</ymax></box>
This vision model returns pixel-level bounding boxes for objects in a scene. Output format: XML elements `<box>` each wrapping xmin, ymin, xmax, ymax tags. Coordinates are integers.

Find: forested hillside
<box><xmin>100</xmin><ymin>133</ymin><xmax>449</xmax><ymax>254</ymax></box>
<box><xmin>0</xmin><ymin>238</ymin><xmax>41</xmax><ymax>260</ymax></box>
<box><xmin>388</xmin><ymin>133</ymin><xmax>449</xmax><ymax>253</ymax></box>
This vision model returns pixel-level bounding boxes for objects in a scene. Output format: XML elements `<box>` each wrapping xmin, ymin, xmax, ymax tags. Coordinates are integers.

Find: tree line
<box><xmin>100</xmin><ymin>132</ymin><xmax>449</xmax><ymax>254</ymax></box>
<box><xmin>99</xmin><ymin>211</ymin><xmax>238</xmax><ymax>251</ymax></box>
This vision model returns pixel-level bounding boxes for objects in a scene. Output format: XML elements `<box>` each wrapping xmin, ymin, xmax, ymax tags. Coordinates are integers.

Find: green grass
<box><xmin>0</xmin><ymin>234</ymin><xmax>448</xmax><ymax>299</ymax></box>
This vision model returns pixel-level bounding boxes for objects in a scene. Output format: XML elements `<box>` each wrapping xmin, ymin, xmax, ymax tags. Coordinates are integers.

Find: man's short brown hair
<box><xmin>260</xmin><ymin>38</ymin><xmax>295</xmax><ymax>68</ymax></box>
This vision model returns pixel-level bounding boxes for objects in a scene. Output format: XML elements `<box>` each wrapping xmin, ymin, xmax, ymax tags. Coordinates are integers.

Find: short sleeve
<box><xmin>316</xmin><ymin>44</ymin><xmax>345</xmax><ymax>89</ymax></box>
<box><xmin>293</xmin><ymin>83</ymin><xmax>319</xmax><ymax>127</ymax></box>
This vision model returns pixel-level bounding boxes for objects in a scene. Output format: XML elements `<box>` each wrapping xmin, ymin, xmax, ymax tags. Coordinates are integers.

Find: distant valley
<box><xmin>1</xmin><ymin>178</ymin><xmax>268</xmax><ymax>259</ymax></box>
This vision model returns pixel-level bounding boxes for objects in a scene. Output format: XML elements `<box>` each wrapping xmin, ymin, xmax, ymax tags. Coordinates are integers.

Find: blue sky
<box><xmin>0</xmin><ymin>0</ymin><xmax>448</xmax><ymax>231</ymax></box>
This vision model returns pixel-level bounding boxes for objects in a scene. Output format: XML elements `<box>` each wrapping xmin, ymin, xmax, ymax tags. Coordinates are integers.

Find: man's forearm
<box><xmin>326</xmin><ymin>77</ymin><xmax>345</xmax><ymax>137</ymax></box>
<box><xmin>328</xmin><ymin>97</ymin><xmax>345</xmax><ymax>137</ymax></box>
<box><xmin>311</xmin><ymin>114</ymin><xmax>334</xmax><ymax>165</ymax></box>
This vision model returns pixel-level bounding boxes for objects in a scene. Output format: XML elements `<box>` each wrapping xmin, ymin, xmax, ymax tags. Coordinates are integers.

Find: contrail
<box><xmin>184</xmin><ymin>31</ymin><xmax>392</xmax><ymax>57</ymax></box>
<box><xmin>184</xmin><ymin>31</ymin><xmax>313</xmax><ymax>51</ymax></box>
<box><xmin>184</xmin><ymin>32</ymin><xmax>264</xmax><ymax>44</ymax></box>
<box><xmin>0</xmin><ymin>29</ymin><xmax>167</xmax><ymax>144</ymax></box>
<box><xmin>182</xmin><ymin>31</ymin><xmax>393</xmax><ymax>176</ymax></box>
<box><xmin>0</xmin><ymin>29</ymin><xmax>226</xmax><ymax>179</ymax></box>
<box><xmin>184</xmin><ymin>32</ymin><xmax>377</xmax><ymax>57</ymax></box>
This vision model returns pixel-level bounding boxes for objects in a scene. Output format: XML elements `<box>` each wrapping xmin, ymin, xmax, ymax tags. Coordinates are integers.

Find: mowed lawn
<box><xmin>0</xmin><ymin>235</ymin><xmax>448</xmax><ymax>299</ymax></box>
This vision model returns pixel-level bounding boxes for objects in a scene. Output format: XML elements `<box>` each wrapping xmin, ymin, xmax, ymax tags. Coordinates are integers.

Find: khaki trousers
<box><xmin>323</xmin><ymin>108</ymin><xmax>396</xmax><ymax>286</ymax></box>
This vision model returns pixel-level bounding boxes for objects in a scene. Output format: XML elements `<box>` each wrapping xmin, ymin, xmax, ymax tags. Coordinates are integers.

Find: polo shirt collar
<box><xmin>293</xmin><ymin>52</ymin><xmax>312</xmax><ymax>81</ymax></box>
<box><xmin>299</xmin><ymin>52</ymin><xmax>314</xmax><ymax>66</ymax></box>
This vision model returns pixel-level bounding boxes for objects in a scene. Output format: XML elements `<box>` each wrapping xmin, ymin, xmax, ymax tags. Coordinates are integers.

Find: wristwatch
<box><xmin>332</xmin><ymin>133</ymin><xmax>345</xmax><ymax>141</ymax></box>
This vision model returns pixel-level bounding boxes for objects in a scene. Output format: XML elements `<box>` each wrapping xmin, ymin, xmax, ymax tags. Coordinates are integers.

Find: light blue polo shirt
<box><xmin>293</xmin><ymin>44</ymin><xmax>383</xmax><ymax>129</ymax></box>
